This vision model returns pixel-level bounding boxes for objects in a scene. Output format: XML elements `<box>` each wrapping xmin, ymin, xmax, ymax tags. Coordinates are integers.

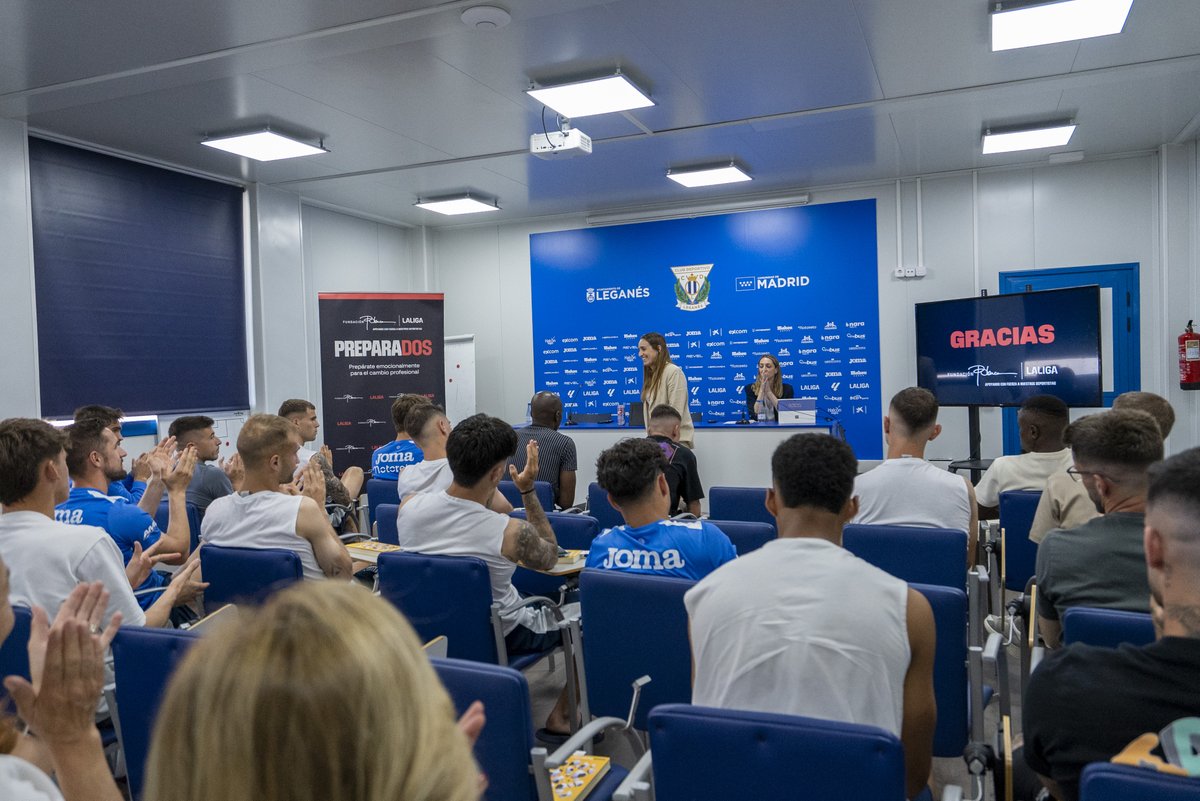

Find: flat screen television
<box><xmin>915</xmin><ymin>286</ymin><xmax>1102</xmax><ymax>407</ymax></box>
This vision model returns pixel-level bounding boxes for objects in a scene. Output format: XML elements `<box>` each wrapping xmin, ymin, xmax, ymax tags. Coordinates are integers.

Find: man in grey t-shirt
<box><xmin>169</xmin><ymin>415</ymin><xmax>240</xmax><ymax>514</ymax></box>
<box><xmin>1035</xmin><ymin>409</ymin><xmax>1163</xmax><ymax>647</ymax></box>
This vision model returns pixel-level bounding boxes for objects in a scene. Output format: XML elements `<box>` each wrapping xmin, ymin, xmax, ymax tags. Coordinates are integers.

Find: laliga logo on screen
<box><xmin>567</xmin><ymin>390</ymin><xmax>577</xmax><ymax>399</ymax></box>
<box><xmin>829</xmin><ymin>382</ymin><xmax>840</xmax><ymax>391</ymax></box>
<box><xmin>607</xmin><ymin>389</ymin><xmax>616</xmax><ymax>397</ymax></box>
<box><xmin>672</xmin><ymin>264</ymin><xmax>714</xmax><ymax>312</ymax></box>
<box><xmin>333</xmin><ymin>394</ymin><xmax>362</xmax><ymax>402</ymax></box>
<box><xmin>966</xmin><ymin>365</ymin><xmax>1019</xmax><ymax>386</ymax></box>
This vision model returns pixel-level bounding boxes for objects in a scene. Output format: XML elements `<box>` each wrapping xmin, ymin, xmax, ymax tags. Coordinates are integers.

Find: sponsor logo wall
<box><xmin>529</xmin><ymin>199</ymin><xmax>883</xmax><ymax>458</ymax></box>
<box><xmin>317</xmin><ymin>293</ymin><xmax>446</xmax><ymax>471</ymax></box>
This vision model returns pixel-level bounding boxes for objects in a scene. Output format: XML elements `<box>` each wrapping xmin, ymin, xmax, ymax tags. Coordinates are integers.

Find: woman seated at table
<box><xmin>743</xmin><ymin>353</ymin><xmax>794</xmax><ymax>421</ymax></box>
<box><xmin>143</xmin><ymin>582</ymin><xmax>485</xmax><ymax>801</ymax></box>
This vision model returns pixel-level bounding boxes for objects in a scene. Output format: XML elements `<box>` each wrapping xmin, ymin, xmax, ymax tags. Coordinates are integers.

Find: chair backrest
<box><xmin>432</xmin><ymin>658</ymin><xmax>536</xmax><ymax>801</ymax></box>
<box><xmin>510</xmin><ymin>510</ymin><xmax>601</xmax><ymax>550</ymax></box>
<box><xmin>155</xmin><ymin>499</ymin><xmax>204</xmax><ymax>552</ymax></box>
<box><xmin>999</xmin><ymin>489</ymin><xmax>1041</xmax><ymax>592</ymax></box>
<box><xmin>911</xmin><ymin>582</ymin><xmax>970</xmax><ymax>758</ymax></box>
<box><xmin>199</xmin><ymin>545</ymin><xmax>303</xmax><ymax>613</ymax></box>
<box><xmin>1062</xmin><ymin>607</ymin><xmax>1155</xmax><ymax>649</ymax></box>
<box><xmin>1080</xmin><ymin>763</ymin><xmax>1200</xmax><ymax>801</ymax></box>
<box><xmin>579</xmin><ymin>568</ymin><xmax>694</xmax><ymax>729</ymax></box>
<box><xmin>375</xmin><ymin>503</ymin><xmax>400</xmax><ymax>545</ymax></box>
<box><xmin>366</xmin><ymin>478</ymin><xmax>400</xmax><ymax>529</ymax></box>
<box><xmin>586</xmin><ymin>482</ymin><xmax>624</xmax><ymax>530</ymax></box>
<box><xmin>112</xmin><ymin>626</ymin><xmax>200</xmax><ymax>801</ymax></box>
<box><xmin>708</xmin><ymin>519</ymin><xmax>775</xmax><ymax>556</ymax></box>
<box><xmin>842</xmin><ymin>524</ymin><xmax>967</xmax><ymax>588</ymax></box>
<box><xmin>0</xmin><ymin>606</ymin><xmax>32</xmax><ymax>713</ymax></box>
<box><xmin>647</xmin><ymin>704</ymin><xmax>906</xmax><ymax>801</ymax></box>
<box><xmin>498</xmin><ymin>480</ymin><xmax>554</xmax><ymax>511</ymax></box>
<box><xmin>708</xmin><ymin>486</ymin><xmax>773</xmax><ymax>526</ymax></box>
<box><xmin>377</xmin><ymin>552</ymin><xmax>499</xmax><ymax>664</ymax></box>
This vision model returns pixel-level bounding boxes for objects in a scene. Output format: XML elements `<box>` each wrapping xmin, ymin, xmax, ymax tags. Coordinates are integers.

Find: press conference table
<box><xmin>549</xmin><ymin>420</ymin><xmax>832</xmax><ymax>514</ymax></box>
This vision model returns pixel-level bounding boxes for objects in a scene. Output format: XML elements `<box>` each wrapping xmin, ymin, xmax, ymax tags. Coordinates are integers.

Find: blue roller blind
<box><xmin>30</xmin><ymin>138</ymin><xmax>248</xmax><ymax>417</ymax></box>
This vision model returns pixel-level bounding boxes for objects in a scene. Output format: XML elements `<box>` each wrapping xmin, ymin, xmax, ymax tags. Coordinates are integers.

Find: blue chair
<box><xmin>153</xmin><ymin>499</ymin><xmax>204</xmax><ymax>553</ymax></box>
<box><xmin>366</xmin><ymin>477</ymin><xmax>399</xmax><ymax>530</ymax></box>
<box><xmin>111</xmin><ymin>626</ymin><xmax>200</xmax><ymax>801</ymax></box>
<box><xmin>912</xmin><ymin>582</ymin><xmax>990</xmax><ymax>759</ymax></box>
<box><xmin>843</xmin><ymin>524</ymin><xmax>967</xmax><ymax>588</ymax></box>
<box><xmin>375</xmin><ymin>502</ymin><xmax>400</xmax><ymax>545</ymax></box>
<box><xmin>433</xmin><ymin>658</ymin><xmax>627</xmax><ymax>801</ymax></box>
<box><xmin>587</xmin><ymin>482</ymin><xmax>624</xmax><ymax>531</ymax></box>
<box><xmin>708</xmin><ymin>486</ymin><xmax>773</xmax><ymax>526</ymax></box>
<box><xmin>0</xmin><ymin>606</ymin><xmax>32</xmax><ymax>714</ymax></box>
<box><xmin>578</xmin><ymin>569</ymin><xmax>694</xmax><ymax>730</ymax></box>
<box><xmin>498</xmin><ymin>479</ymin><xmax>554</xmax><ymax>510</ymax></box>
<box><xmin>199</xmin><ymin>545</ymin><xmax>303</xmax><ymax>613</ymax></box>
<box><xmin>377</xmin><ymin>551</ymin><xmax>552</xmax><ymax>671</ymax></box>
<box><xmin>708</xmin><ymin>519</ymin><xmax>775</xmax><ymax>556</ymax></box>
<box><xmin>510</xmin><ymin>510</ymin><xmax>601</xmax><ymax>551</ymax></box>
<box><xmin>999</xmin><ymin>490</ymin><xmax>1041</xmax><ymax>592</ymax></box>
<box><xmin>1080</xmin><ymin>763</ymin><xmax>1200</xmax><ymax>800</ymax></box>
<box><xmin>646</xmin><ymin>704</ymin><xmax>909</xmax><ymax>801</ymax></box>
<box><xmin>1062</xmin><ymin>607</ymin><xmax>1155</xmax><ymax>649</ymax></box>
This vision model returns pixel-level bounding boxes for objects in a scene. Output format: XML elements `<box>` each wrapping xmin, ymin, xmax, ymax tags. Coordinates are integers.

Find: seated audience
<box><xmin>397</xmin><ymin>405</ymin><xmax>511</xmax><ymax>512</ymax></box>
<box><xmin>645</xmin><ymin>404</ymin><xmax>704</xmax><ymax>516</ymax></box>
<box><xmin>168</xmin><ymin>414</ymin><xmax>240</xmax><ymax>514</ymax></box>
<box><xmin>974</xmin><ymin>394</ymin><xmax>1071</xmax><ymax>519</ymax></box>
<box><xmin>72</xmin><ymin>404</ymin><xmax>173</xmax><ymax>513</ymax></box>
<box><xmin>685</xmin><ymin>434</ymin><xmax>936</xmax><ymax>800</ymax></box>
<box><xmin>278</xmin><ymin>398</ymin><xmax>364</xmax><ymax>522</ymax></box>
<box><xmin>56</xmin><ymin>418</ymin><xmax>193</xmax><ymax>613</ymax></box>
<box><xmin>370</xmin><ymin>393</ymin><xmax>430</xmax><ymax>479</ymax></box>
<box><xmin>0</xmin><ymin>577</ymin><xmax>125</xmax><ymax>801</ymax></box>
<box><xmin>587</xmin><ymin>438</ymin><xmax>733</xmax><ymax>579</ymax></box>
<box><xmin>743</xmin><ymin>352</ymin><xmax>794</xmax><ymax>421</ymax></box>
<box><xmin>201</xmin><ymin>414</ymin><xmax>354</xmax><ymax>581</ymax></box>
<box><xmin>1035</xmin><ymin>408</ymin><xmax>1162</xmax><ymax>647</ymax></box>
<box><xmin>1022</xmin><ymin>447</ymin><xmax>1200</xmax><ymax>801</ymax></box>
<box><xmin>396</xmin><ymin>414</ymin><xmax>569</xmax><ymax>737</ymax></box>
<box><xmin>0</xmin><ymin>418</ymin><xmax>202</xmax><ymax>630</ymax></box>
<box><xmin>143</xmin><ymin>582</ymin><xmax>483</xmax><ymax>801</ymax></box>
<box><xmin>1029</xmin><ymin>390</ymin><xmax>1175</xmax><ymax>544</ymax></box>
<box><xmin>507</xmin><ymin>391</ymin><xmax>578</xmax><ymax>509</ymax></box>
<box><xmin>851</xmin><ymin>387</ymin><xmax>977</xmax><ymax>550</ymax></box>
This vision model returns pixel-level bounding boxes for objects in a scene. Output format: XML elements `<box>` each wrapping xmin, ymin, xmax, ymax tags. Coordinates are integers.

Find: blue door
<box><xmin>998</xmin><ymin>263</ymin><xmax>1140</xmax><ymax>454</ymax></box>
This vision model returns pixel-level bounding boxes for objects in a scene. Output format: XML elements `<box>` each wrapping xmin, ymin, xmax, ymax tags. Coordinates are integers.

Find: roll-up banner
<box><xmin>317</xmin><ymin>293</ymin><xmax>445</xmax><ymax>471</ymax></box>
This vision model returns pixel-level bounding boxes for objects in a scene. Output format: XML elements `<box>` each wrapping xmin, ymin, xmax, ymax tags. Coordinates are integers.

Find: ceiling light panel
<box><xmin>991</xmin><ymin>0</ymin><xmax>1134</xmax><ymax>51</ymax></box>
<box><xmin>201</xmin><ymin>131</ymin><xmax>327</xmax><ymax>161</ymax></box>
<box><xmin>527</xmin><ymin>75</ymin><xmax>654</xmax><ymax>118</ymax></box>
<box><xmin>667</xmin><ymin>165</ymin><xmax>753</xmax><ymax>188</ymax></box>
<box><xmin>414</xmin><ymin>196</ymin><xmax>500</xmax><ymax>215</ymax></box>
<box><xmin>982</xmin><ymin>123</ymin><xmax>1077</xmax><ymax>154</ymax></box>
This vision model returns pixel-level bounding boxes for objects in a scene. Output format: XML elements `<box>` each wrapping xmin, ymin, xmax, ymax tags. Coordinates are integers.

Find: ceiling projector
<box><xmin>530</xmin><ymin>128</ymin><xmax>592</xmax><ymax>159</ymax></box>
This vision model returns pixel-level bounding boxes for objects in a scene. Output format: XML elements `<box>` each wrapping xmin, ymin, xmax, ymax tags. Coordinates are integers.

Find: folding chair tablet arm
<box><xmin>612</xmin><ymin>751</ymin><xmax>653</xmax><ymax>801</ymax></box>
<box><xmin>489</xmin><ymin>595</ymin><xmax>563</xmax><ymax>668</ymax></box>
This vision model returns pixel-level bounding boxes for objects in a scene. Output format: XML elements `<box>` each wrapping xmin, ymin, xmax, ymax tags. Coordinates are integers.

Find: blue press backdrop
<box><xmin>529</xmin><ymin>198</ymin><xmax>883</xmax><ymax>459</ymax></box>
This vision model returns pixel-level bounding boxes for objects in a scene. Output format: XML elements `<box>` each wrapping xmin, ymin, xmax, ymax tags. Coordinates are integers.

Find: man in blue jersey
<box><xmin>72</xmin><ymin>403</ymin><xmax>177</xmax><ymax>515</ymax></box>
<box><xmin>56</xmin><ymin>418</ymin><xmax>195</xmax><ymax>617</ymax></box>
<box><xmin>370</xmin><ymin>393</ymin><xmax>430</xmax><ymax>479</ymax></box>
<box><xmin>587</xmin><ymin>438</ymin><xmax>735</xmax><ymax>580</ymax></box>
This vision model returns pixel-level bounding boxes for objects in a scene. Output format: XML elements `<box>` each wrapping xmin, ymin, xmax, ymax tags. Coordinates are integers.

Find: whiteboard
<box><xmin>444</xmin><ymin>335</ymin><xmax>476</xmax><ymax>423</ymax></box>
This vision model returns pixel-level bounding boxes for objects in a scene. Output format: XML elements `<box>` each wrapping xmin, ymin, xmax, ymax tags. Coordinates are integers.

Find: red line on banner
<box><xmin>318</xmin><ymin>292</ymin><xmax>444</xmax><ymax>300</ymax></box>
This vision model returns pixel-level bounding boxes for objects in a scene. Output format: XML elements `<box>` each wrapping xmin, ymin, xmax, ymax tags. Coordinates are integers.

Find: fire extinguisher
<box><xmin>1181</xmin><ymin>320</ymin><xmax>1200</xmax><ymax>390</ymax></box>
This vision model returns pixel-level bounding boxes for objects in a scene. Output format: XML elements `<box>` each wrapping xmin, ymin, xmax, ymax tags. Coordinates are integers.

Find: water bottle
<box><xmin>616</xmin><ymin>402</ymin><xmax>625</xmax><ymax>426</ymax></box>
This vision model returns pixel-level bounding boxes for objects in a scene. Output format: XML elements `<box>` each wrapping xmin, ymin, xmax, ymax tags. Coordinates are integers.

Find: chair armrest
<box><xmin>543</xmin><ymin>717</ymin><xmax>629</xmax><ymax>767</ymax></box>
<box><xmin>940</xmin><ymin>783</ymin><xmax>964</xmax><ymax>801</ymax></box>
<box><xmin>612</xmin><ymin>751</ymin><xmax>653</xmax><ymax>801</ymax></box>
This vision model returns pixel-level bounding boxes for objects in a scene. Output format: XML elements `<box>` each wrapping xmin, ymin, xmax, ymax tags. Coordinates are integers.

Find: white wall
<box><xmin>429</xmin><ymin>149</ymin><xmax>1200</xmax><ymax>462</ymax></box>
<box><xmin>0</xmin><ymin>119</ymin><xmax>39</xmax><ymax>418</ymax></box>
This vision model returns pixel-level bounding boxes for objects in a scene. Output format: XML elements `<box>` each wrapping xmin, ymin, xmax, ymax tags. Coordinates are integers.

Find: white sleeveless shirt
<box><xmin>200</xmin><ymin>492</ymin><xmax>323</xmax><ymax>580</ymax></box>
<box><xmin>685</xmin><ymin>537</ymin><xmax>911</xmax><ymax>737</ymax></box>
<box><xmin>397</xmin><ymin>491</ymin><xmax>549</xmax><ymax>634</ymax></box>
<box><xmin>851</xmin><ymin>457</ymin><xmax>972</xmax><ymax>533</ymax></box>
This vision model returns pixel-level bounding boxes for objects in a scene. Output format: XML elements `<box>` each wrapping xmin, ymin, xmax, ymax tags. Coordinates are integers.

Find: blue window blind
<box><xmin>29</xmin><ymin>138</ymin><xmax>248</xmax><ymax>417</ymax></box>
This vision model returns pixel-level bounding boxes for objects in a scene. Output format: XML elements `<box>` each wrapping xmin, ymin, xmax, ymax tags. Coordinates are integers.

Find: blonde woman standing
<box><xmin>638</xmin><ymin>332</ymin><xmax>693</xmax><ymax>447</ymax></box>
